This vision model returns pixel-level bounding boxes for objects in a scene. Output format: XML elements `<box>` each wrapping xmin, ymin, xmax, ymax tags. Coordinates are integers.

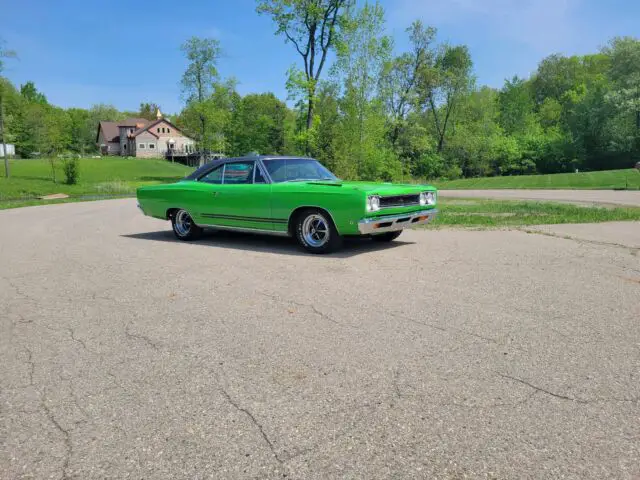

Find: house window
<box><xmin>139</xmin><ymin>143</ymin><xmax>146</xmax><ymax>149</ymax></box>
<box><xmin>148</xmin><ymin>143</ymin><xmax>155</xmax><ymax>149</ymax></box>
<box><xmin>162</xmin><ymin>127</ymin><xmax>165</xmax><ymax>133</ymax></box>
<box><xmin>157</xmin><ymin>128</ymin><xmax>160</xmax><ymax>133</ymax></box>
<box><xmin>130</xmin><ymin>129</ymin><xmax>134</xmax><ymax>134</ymax></box>
<box><xmin>123</xmin><ymin>144</ymin><xmax>127</xmax><ymax>150</ymax></box>
<box><xmin>167</xmin><ymin>128</ymin><xmax>171</xmax><ymax>133</ymax></box>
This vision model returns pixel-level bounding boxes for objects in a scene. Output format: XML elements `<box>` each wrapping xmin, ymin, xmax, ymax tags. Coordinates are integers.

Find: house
<box><xmin>96</xmin><ymin>110</ymin><xmax>196</xmax><ymax>158</ymax></box>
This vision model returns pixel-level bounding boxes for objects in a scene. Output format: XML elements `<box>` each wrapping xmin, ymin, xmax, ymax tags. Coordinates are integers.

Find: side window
<box><xmin>254</xmin><ymin>165</ymin><xmax>267</xmax><ymax>184</ymax></box>
<box><xmin>223</xmin><ymin>162</ymin><xmax>254</xmax><ymax>184</ymax></box>
<box><xmin>199</xmin><ymin>166</ymin><xmax>223</xmax><ymax>184</ymax></box>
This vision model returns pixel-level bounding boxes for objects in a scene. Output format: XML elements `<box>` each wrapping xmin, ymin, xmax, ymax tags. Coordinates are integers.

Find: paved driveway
<box><xmin>440</xmin><ymin>189</ymin><xmax>640</xmax><ymax>206</ymax></box>
<box><xmin>1</xmin><ymin>199</ymin><xmax>639</xmax><ymax>479</ymax></box>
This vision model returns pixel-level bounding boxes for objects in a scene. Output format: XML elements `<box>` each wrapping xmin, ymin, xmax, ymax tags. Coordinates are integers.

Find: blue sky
<box><xmin>1</xmin><ymin>0</ymin><xmax>638</xmax><ymax>113</ymax></box>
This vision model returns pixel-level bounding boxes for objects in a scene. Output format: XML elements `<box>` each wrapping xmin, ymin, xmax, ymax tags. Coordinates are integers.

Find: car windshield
<box><xmin>262</xmin><ymin>158</ymin><xmax>338</xmax><ymax>183</ymax></box>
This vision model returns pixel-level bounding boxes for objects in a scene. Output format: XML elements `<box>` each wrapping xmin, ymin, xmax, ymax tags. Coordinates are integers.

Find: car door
<box><xmin>198</xmin><ymin>161</ymin><xmax>274</xmax><ymax>231</ymax></box>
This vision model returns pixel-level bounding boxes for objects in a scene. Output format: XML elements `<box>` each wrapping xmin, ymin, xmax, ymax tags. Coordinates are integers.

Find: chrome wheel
<box><xmin>302</xmin><ymin>213</ymin><xmax>330</xmax><ymax>248</ymax></box>
<box><xmin>174</xmin><ymin>210</ymin><xmax>193</xmax><ymax>237</ymax></box>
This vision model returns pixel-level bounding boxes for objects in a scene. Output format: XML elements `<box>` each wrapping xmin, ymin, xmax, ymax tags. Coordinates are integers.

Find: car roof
<box><xmin>183</xmin><ymin>155</ymin><xmax>316</xmax><ymax>180</ymax></box>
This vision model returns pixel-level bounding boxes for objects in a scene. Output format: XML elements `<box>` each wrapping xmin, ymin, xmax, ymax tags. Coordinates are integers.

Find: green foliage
<box><xmin>63</xmin><ymin>157</ymin><xmax>79</xmax><ymax>185</ymax></box>
<box><xmin>1</xmin><ymin>21</ymin><xmax>640</xmax><ymax>185</ymax></box>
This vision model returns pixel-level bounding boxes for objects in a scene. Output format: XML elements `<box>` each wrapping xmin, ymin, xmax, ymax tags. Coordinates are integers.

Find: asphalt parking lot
<box><xmin>1</xmin><ymin>199</ymin><xmax>639</xmax><ymax>479</ymax></box>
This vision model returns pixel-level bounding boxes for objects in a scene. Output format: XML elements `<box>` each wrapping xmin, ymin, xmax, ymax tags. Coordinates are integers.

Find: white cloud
<box><xmin>392</xmin><ymin>0</ymin><xmax>580</xmax><ymax>54</ymax></box>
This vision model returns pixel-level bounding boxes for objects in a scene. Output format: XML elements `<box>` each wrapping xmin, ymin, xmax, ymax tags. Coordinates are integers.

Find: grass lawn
<box><xmin>433</xmin><ymin>168</ymin><xmax>640</xmax><ymax>190</ymax></box>
<box><xmin>0</xmin><ymin>157</ymin><xmax>193</xmax><ymax>202</ymax></box>
<box><xmin>432</xmin><ymin>199</ymin><xmax>640</xmax><ymax>227</ymax></box>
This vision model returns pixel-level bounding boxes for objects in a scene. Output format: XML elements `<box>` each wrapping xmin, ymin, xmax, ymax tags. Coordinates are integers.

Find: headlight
<box><xmin>366</xmin><ymin>195</ymin><xmax>381</xmax><ymax>212</ymax></box>
<box><xmin>420</xmin><ymin>191</ymin><xmax>436</xmax><ymax>206</ymax></box>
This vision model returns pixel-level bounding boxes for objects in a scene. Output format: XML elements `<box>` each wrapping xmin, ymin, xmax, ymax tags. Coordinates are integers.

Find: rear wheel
<box><xmin>372</xmin><ymin>230</ymin><xmax>403</xmax><ymax>242</ymax></box>
<box><xmin>171</xmin><ymin>209</ymin><xmax>203</xmax><ymax>241</ymax></box>
<box><xmin>294</xmin><ymin>209</ymin><xmax>342</xmax><ymax>254</ymax></box>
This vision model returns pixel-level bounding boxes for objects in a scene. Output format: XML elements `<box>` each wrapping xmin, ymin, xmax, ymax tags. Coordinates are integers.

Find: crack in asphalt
<box><xmin>23</xmin><ymin>346</ymin><xmax>35</xmax><ymax>388</ymax></box>
<box><xmin>394</xmin><ymin>367</ymin><xmax>540</xmax><ymax>408</ymax></box>
<box><xmin>388</xmin><ymin>311</ymin><xmax>517</xmax><ymax>350</ymax></box>
<box><xmin>519</xmin><ymin>228</ymin><xmax>640</xmax><ymax>254</ymax></box>
<box><xmin>258</xmin><ymin>291</ymin><xmax>359</xmax><ymax>329</ymax></box>
<box><xmin>497</xmin><ymin>373</ymin><xmax>587</xmax><ymax>403</ymax></box>
<box><xmin>41</xmin><ymin>395</ymin><xmax>72</xmax><ymax>480</ymax></box>
<box><xmin>124</xmin><ymin>322</ymin><xmax>160</xmax><ymax>351</ymax></box>
<box><xmin>219</xmin><ymin>386</ymin><xmax>285</xmax><ymax>467</ymax></box>
<box><xmin>67</xmin><ymin>327</ymin><xmax>89</xmax><ymax>352</ymax></box>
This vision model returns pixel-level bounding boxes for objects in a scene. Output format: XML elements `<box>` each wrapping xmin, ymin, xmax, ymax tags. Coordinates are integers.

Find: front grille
<box><xmin>379</xmin><ymin>194</ymin><xmax>420</xmax><ymax>208</ymax></box>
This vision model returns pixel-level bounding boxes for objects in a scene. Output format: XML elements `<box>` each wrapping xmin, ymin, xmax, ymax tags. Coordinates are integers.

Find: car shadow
<box><xmin>122</xmin><ymin>229</ymin><xmax>414</xmax><ymax>258</ymax></box>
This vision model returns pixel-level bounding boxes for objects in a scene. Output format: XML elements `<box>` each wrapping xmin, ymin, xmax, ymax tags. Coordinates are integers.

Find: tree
<box><xmin>381</xmin><ymin>20</ymin><xmax>436</xmax><ymax>147</ymax></box>
<box><xmin>138</xmin><ymin>102</ymin><xmax>161</xmax><ymax>121</ymax></box>
<box><xmin>227</xmin><ymin>93</ymin><xmax>287</xmax><ymax>156</ymax></box>
<box><xmin>418</xmin><ymin>44</ymin><xmax>473</xmax><ymax>153</ymax></box>
<box><xmin>332</xmin><ymin>1</ymin><xmax>397</xmax><ymax>180</ymax></box>
<box><xmin>177</xmin><ymin>79</ymin><xmax>236</xmax><ymax>154</ymax></box>
<box><xmin>180</xmin><ymin>37</ymin><xmax>222</xmax><ymax>154</ymax></box>
<box><xmin>257</xmin><ymin>0</ymin><xmax>352</xmax><ymax>131</ymax></box>
<box><xmin>1</xmin><ymin>38</ymin><xmax>17</xmax><ymax>177</ymax></box>
<box><xmin>603</xmin><ymin>37</ymin><xmax>640</xmax><ymax>165</ymax></box>
<box><xmin>20</xmin><ymin>81</ymin><xmax>48</xmax><ymax>104</ymax></box>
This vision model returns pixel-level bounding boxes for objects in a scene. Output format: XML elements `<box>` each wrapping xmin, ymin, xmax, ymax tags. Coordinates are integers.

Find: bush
<box><xmin>63</xmin><ymin>158</ymin><xmax>79</xmax><ymax>185</ymax></box>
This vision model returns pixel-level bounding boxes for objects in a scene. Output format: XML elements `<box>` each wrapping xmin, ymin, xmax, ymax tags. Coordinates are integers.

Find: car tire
<box><xmin>372</xmin><ymin>230</ymin><xmax>403</xmax><ymax>242</ymax></box>
<box><xmin>294</xmin><ymin>208</ymin><xmax>343</xmax><ymax>254</ymax></box>
<box><xmin>171</xmin><ymin>209</ymin><xmax>203</xmax><ymax>241</ymax></box>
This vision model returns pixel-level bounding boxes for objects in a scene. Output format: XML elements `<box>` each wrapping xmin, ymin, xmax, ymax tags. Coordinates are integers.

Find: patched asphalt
<box><xmin>1</xmin><ymin>199</ymin><xmax>639</xmax><ymax>479</ymax></box>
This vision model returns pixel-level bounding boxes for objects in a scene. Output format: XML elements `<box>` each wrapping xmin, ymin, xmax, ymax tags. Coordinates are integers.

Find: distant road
<box><xmin>440</xmin><ymin>189</ymin><xmax>640</xmax><ymax>207</ymax></box>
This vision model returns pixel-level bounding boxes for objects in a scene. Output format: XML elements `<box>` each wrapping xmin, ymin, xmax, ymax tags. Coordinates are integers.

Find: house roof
<box><xmin>119</xmin><ymin>117</ymin><xmax>150</xmax><ymax>126</ymax></box>
<box><xmin>97</xmin><ymin>117</ymin><xmax>192</xmax><ymax>144</ymax></box>
<box><xmin>131</xmin><ymin>118</ymin><xmax>189</xmax><ymax>140</ymax></box>
<box><xmin>96</xmin><ymin>118</ymin><xmax>152</xmax><ymax>143</ymax></box>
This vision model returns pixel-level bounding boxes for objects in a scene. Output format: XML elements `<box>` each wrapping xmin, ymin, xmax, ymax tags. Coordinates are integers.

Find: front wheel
<box><xmin>294</xmin><ymin>209</ymin><xmax>343</xmax><ymax>254</ymax></box>
<box><xmin>171</xmin><ymin>209</ymin><xmax>203</xmax><ymax>241</ymax></box>
<box><xmin>372</xmin><ymin>230</ymin><xmax>403</xmax><ymax>242</ymax></box>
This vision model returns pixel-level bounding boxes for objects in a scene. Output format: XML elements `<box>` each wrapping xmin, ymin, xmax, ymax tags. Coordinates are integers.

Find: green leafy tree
<box><xmin>332</xmin><ymin>2</ymin><xmax>398</xmax><ymax>180</ymax></box>
<box><xmin>227</xmin><ymin>93</ymin><xmax>287</xmax><ymax>156</ymax></box>
<box><xmin>257</xmin><ymin>0</ymin><xmax>352</xmax><ymax>131</ymax></box>
<box><xmin>418</xmin><ymin>44</ymin><xmax>474</xmax><ymax>153</ymax></box>
<box><xmin>180</xmin><ymin>37</ymin><xmax>223</xmax><ymax>153</ymax></box>
<box><xmin>380</xmin><ymin>20</ymin><xmax>436</xmax><ymax>147</ymax></box>
<box><xmin>138</xmin><ymin>102</ymin><xmax>162</xmax><ymax>121</ymax></box>
<box><xmin>20</xmin><ymin>81</ymin><xmax>48</xmax><ymax>104</ymax></box>
<box><xmin>1</xmin><ymin>38</ymin><xmax>17</xmax><ymax>177</ymax></box>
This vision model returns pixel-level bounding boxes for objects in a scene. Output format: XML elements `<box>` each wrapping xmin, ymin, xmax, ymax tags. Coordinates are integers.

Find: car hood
<box><xmin>307</xmin><ymin>180</ymin><xmax>435</xmax><ymax>195</ymax></box>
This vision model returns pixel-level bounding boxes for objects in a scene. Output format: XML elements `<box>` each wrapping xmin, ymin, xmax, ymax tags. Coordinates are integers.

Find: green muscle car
<box><xmin>136</xmin><ymin>156</ymin><xmax>438</xmax><ymax>254</ymax></box>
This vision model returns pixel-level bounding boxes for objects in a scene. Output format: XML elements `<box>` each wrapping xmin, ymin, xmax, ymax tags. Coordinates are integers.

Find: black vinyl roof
<box><xmin>183</xmin><ymin>155</ymin><xmax>314</xmax><ymax>181</ymax></box>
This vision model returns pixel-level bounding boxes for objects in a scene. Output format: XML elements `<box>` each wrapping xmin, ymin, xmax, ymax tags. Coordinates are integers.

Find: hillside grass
<box><xmin>432</xmin><ymin>199</ymin><xmax>640</xmax><ymax>227</ymax></box>
<box><xmin>0</xmin><ymin>157</ymin><xmax>193</xmax><ymax>201</ymax></box>
<box><xmin>433</xmin><ymin>168</ymin><xmax>640</xmax><ymax>190</ymax></box>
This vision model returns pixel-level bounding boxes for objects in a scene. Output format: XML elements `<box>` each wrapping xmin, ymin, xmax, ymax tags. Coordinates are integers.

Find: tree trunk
<box><xmin>0</xmin><ymin>87</ymin><xmax>9</xmax><ymax>178</ymax></box>
<box><xmin>306</xmin><ymin>95</ymin><xmax>314</xmax><ymax>131</ymax></box>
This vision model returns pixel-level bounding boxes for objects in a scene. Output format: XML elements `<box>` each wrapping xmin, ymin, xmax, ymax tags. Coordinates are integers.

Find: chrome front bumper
<box><xmin>358</xmin><ymin>209</ymin><xmax>438</xmax><ymax>234</ymax></box>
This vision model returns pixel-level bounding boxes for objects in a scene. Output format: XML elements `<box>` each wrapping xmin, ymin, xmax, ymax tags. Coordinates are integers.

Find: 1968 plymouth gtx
<box><xmin>136</xmin><ymin>156</ymin><xmax>438</xmax><ymax>254</ymax></box>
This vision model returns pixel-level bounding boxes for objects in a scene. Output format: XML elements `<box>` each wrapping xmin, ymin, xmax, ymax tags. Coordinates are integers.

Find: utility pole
<box><xmin>0</xmin><ymin>85</ymin><xmax>9</xmax><ymax>178</ymax></box>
